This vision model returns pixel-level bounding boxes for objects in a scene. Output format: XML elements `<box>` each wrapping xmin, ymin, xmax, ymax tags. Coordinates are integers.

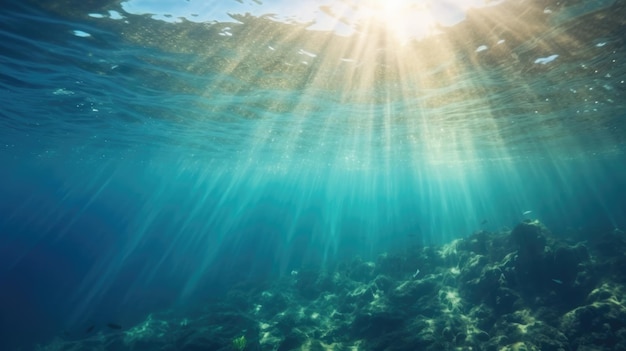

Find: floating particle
<box><xmin>475</xmin><ymin>45</ymin><xmax>488</xmax><ymax>52</ymax></box>
<box><xmin>534</xmin><ymin>54</ymin><xmax>558</xmax><ymax>64</ymax></box>
<box><xmin>72</xmin><ymin>30</ymin><xmax>91</xmax><ymax>37</ymax></box>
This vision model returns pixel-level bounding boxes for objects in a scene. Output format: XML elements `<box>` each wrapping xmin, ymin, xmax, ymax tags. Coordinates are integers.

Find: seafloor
<box><xmin>38</xmin><ymin>221</ymin><xmax>626</xmax><ymax>351</ymax></box>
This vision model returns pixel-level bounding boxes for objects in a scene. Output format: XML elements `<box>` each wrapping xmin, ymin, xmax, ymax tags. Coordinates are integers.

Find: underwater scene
<box><xmin>1</xmin><ymin>0</ymin><xmax>626</xmax><ymax>350</ymax></box>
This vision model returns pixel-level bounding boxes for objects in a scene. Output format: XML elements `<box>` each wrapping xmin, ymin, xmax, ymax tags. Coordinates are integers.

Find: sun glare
<box><xmin>336</xmin><ymin>0</ymin><xmax>440</xmax><ymax>43</ymax></box>
<box><xmin>369</xmin><ymin>0</ymin><xmax>438</xmax><ymax>43</ymax></box>
<box><xmin>312</xmin><ymin>0</ymin><xmax>493</xmax><ymax>44</ymax></box>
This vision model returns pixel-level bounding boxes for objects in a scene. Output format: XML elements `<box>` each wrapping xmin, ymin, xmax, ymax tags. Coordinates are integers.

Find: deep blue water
<box><xmin>1</xmin><ymin>0</ymin><xmax>625</xmax><ymax>349</ymax></box>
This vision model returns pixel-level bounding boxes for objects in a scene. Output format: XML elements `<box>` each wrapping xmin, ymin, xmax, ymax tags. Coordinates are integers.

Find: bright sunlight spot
<box><xmin>121</xmin><ymin>0</ymin><xmax>503</xmax><ymax>41</ymax></box>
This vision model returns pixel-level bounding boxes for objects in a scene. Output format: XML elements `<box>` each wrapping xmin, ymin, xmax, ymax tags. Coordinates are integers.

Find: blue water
<box><xmin>1</xmin><ymin>0</ymin><xmax>625</xmax><ymax>349</ymax></box>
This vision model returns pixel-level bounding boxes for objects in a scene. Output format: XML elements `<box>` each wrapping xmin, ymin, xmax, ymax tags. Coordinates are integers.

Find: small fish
<box><xmin>106</xmin><ymin>323</ymin><xmax>122</xmax><ymax>330</ymax></box>
<box><xmin>85</xmin><ymin>325</ymin><xmax>95</xmax><ymax>333</ymax></box>
<box><xmin>480</xmin><ymin>219</ymin><xmax>488</xmax><ymax>225</ymax></box>
<box><xmin>523</xmin><ymin>210</ymin><xmax>532</xmax><ymax>215</ymax></box>
<box><xmin>551</xmin><ymin>279</ymin><xmax>563</xmax><ymax>284</ymax></box>
<box><xmin>412</xmin><ymin>268</ymin><xmax>420</xmax><ymax>278</ymax></box>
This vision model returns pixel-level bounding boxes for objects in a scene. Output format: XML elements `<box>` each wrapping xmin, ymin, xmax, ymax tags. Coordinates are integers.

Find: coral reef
<box><xmin>37</xmin><ymin>221</ymin><xmax>626</xmax><ymax>350</ymax></box>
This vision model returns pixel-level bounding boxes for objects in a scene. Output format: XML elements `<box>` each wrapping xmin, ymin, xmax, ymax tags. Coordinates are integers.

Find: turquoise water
<box><xmin>1</xmin><ymin>0</ymin><xmax>625</xmax><ymax>349</ymax></box>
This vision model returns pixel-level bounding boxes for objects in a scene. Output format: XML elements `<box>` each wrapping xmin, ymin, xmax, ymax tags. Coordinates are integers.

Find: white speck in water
<box><xmin>475</xmin><ymin>45</ymin><xmax>488</xmax><ymax>52</ymax></box>
<box><xmin>53</xmin><ymin>88</ymin><xmax>74</xmax><ymax>95</ymax></box>
<box><xmin>73</xmin><ymin>30</ymin><xmax>91</xmax><ymax>37</ymax></box>
<box><xmin>596</xmin><ymin>42</ymin><xmax>606</xmax><ymax>47</ymax></box>
<box><xmin>534</xmin><ymin>54</ymin><xmax>558</xmax><ymax>64</ymax></box>
<box><xmin>88</xmin><ymin>13</ymin><xmax>105</xmax><ymax>18</ymax></box>
<box><xmin>298</xmin><ymin>49</ymin><xmax>317</xmax><ymax>57</ymax></box>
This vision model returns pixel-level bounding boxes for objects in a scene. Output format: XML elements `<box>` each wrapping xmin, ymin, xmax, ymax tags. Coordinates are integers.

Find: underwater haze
<box><xmin>1</xmin><ymin>0</ymin><xmax>626</xmax><ymax>350</ymax></box>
